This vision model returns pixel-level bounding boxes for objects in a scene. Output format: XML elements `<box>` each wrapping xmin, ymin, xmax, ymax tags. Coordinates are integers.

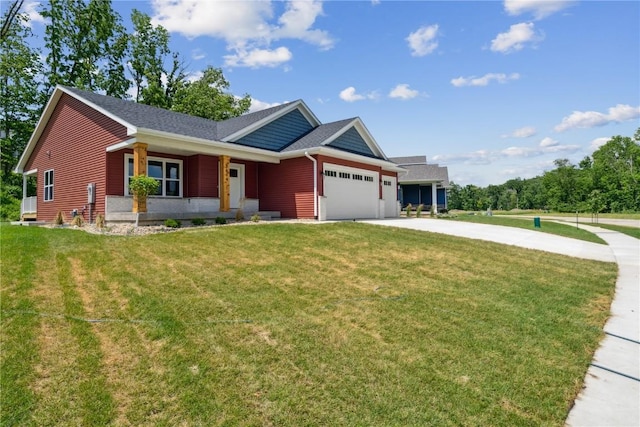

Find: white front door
<box><xmin>229</xmin><ymin>163</ymin><xmax>245</xmax><ymax>209</ymax></box>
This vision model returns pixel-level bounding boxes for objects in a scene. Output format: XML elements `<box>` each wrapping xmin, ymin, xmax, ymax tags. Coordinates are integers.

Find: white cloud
<box><xmin>451</xmin><ymin>73</ymin><xmax>520</xmax><ymax>87</ymax></box>
<box><xmin>504</xmin><ymin>0</ymin><xmax>575</xmax><ymax>20</ymax></box>
<box><xmin>150</xmin><ymin>0</ymin><xmax>333</xmax><ymax>68</ymax></box>
<box><xmin>389</xmin><ymin>84</ymin><xmax>419</xmax><ymax>100</ymax></box>
<box><xmin>339</xmin><ymin>87</ymin><xmax>378</xmax><ymax>102</ymax></box>
<box><xmin>502</xmin><ymin>126</ymin><xmax>536</xmax><ymax>138</ymax></box>
<box><xmin>191</xmin><ymin>49</ymin><xmax>206</xmax><ymax>61</ymax></box>
<box><xmin>490</xmin><ymin>22</ymin><xmax>543</xmax><ymax>53</ymax></box>
<box><xmin>554</xmin><ymin>104</ymin><xmax>640</xmax><ymax>132</ymax></box>
<box><xmin>539</xmin><ymin>137</ymin><xmax>558</xmax><ymax>147</ymax></box>
<box><xmin>23</xmin><ymin>1</ymin><xmax>46</xmax><ymax>26</ymax></box>
<box><xmin>406</xmin><ymin>24</ymin><xmax>439</xmax><ymax>57</ymax></box>
<box><xmin>432</xmin><ymin>141</ymin><xmax>580</xmax><ymax>165</ymax></box>
<box><xmin>248</xmin><ymin>98</ymin><xmax>285</xmax><ymax>113</ymax></box>
<box><xmin>274</xmin><ymin>1</ymin><xmax>334</xmax><ymax>50</ymax></box>
<box><xmin>590</xmin><ymin>137</ymin><xmax>610</xmax><ymax>151</ymax></box>
<box><xmin>224</xmin><ymin>47</ymin><xmax>293</xmax><ymax>68</ymax></box>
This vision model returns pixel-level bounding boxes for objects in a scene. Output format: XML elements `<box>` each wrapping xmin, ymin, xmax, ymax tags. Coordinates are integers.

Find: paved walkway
<box><xmin>361</xmin><ymin>218</ymin><xmax>639</xmax><ymax>426</ymax></box>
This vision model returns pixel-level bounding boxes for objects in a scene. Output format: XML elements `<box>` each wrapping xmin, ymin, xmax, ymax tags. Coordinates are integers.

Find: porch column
<box><xmin>431</xmin><ymin>183</ymin><xmax>438</xmax><ymax>213</ymax></box>
<box><xmin>132</xmin><ymin>142</ymin><xmax>148</xmax><ymax>213</ymax></box>
<box><xmin>220</xmin><ymin>155</ymin><xmax>230</xmax><ymax>212</ymax></box>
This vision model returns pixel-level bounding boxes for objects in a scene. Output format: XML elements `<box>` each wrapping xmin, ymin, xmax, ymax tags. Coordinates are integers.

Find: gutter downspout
<box><xmin>304</xmin><ymin>151</ymin><xmax>318</xmax><ymax>219</ymax></box>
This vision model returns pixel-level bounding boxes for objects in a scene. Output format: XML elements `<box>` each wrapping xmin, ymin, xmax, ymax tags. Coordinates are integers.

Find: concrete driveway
<box><xmin>361</xmin><ymin>218</ymin><xmax>639</xmax><ymax>427</ymax></box>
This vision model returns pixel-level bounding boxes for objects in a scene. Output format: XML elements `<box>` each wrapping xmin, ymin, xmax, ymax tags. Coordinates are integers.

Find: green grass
<box><xmin>442</xmin><ymin>214</ymin><xmax>607</xmax><ymax>244</ymax></box>
<box><xmin>1</xmin><ymin>223</ymin><xmax>617</xmax><ymax>426</ymax></box>
<box><xmin>590</xmin><ymin>223</ymin><xmax>640</xmax><ymax>239</ymax></box>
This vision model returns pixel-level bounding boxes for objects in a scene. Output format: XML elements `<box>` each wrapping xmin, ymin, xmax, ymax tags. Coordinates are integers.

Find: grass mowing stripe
<box><xmin>1</xmin><ymin>223</ymin><xmax>617</xmax><ymax>425</ymax></box>
<box><xmin>51</xmin><ymin>253</ymin><xmax>115</xmax><ymax>425</ymax></box>
<box><xmin>0</xmin><ymin>226</ymin><xmax>46</xmax><ymax>426</ymax></box>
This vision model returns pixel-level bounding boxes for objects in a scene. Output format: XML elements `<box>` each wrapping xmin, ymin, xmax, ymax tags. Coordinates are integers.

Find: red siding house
<box><xmin>16</xmin><ymin>86</ymin><xmax>404</xmax><ymax>223</ymax></box>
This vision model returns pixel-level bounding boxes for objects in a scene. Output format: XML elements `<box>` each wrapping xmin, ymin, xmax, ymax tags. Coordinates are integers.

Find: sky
<box><xmin>15</xmin><ymin>0</ymin><xmax>640</xmax><ymax>186</ymax></box>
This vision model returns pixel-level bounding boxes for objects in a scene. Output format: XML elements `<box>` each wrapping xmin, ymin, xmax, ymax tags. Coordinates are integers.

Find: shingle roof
<box><xmin>389</xmin><ymin>155</ymin><xmax>427</xmax><ymax>165</ymax></box>
<box><xmin>388</xmin><ymin>155</ymin><xmax>449</xmax><ymax>186</ymax></box>
<box><xmin>399</xmin><ymin>164</ymin><xmax>450</xmax><ymax>186</ymax></box>
<box><xmin>60</xmin><ymin>86</ymin><xmax>385</xmax><ymax>159</ymax></box>
<box><xmin>62</xmin><ymin>86</ymin><xmax>296</xmax><ymax>143</ymax></box>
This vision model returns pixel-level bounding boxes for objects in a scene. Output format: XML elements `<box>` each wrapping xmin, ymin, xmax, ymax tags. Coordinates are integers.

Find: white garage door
<box><xmin>382</xmin><ymin>176</ymin><xmax>398</xmax><ymax>218</ymax></box>
<box><xmin>324</xmin><ymin>163</ymin><xmax>379</xmax><ymax>220</ymax></box>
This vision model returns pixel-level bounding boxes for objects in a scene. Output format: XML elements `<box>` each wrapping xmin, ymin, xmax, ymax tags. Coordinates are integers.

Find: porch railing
<box><xmin>21</xmin><ymin>196</ymin><xmax>37</xmax><ymax>214</ymax></box>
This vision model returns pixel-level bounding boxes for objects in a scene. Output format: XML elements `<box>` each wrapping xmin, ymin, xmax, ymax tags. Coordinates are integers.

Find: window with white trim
<box><xmin>44</xmin><ymin>169</ymin><xmax>54</xmax><ymax>201</ymax></box>
<box><xmin>125</xmin><ymin>155</ymin><xmax>182</xmax><ymax>197</ymax></box>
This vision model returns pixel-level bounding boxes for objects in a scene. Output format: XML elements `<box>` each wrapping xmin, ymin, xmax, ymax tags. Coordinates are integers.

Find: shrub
<box><xmin>416</xmin><ymin>204</ymin><xmax>424</xmax><ymax>218</ymax></box>
<box><xmin>53</xmin><ymin>210</ymin><xmax>65</xmax><ymax>225</ymax></box>
<box><xmin>430</xmin><ymin>205</ymin><xmax>436</xmax><ymax>217</ymax></box>
<box><xmin>215</xmin><ymin>216</ymin><xmax>227</xmax><ymax>225</ymax></box>
<box><xmin>406</xmin><ymin>203</ymin><xmax>413</xmax><ymax>218</ymax></box>
<box><xmin>96</xmin><ymin>213</ymin><xmax>106</xmax><ymax>228</ymax></box>
<box><xmin>250</xmin><ymin>213</ymin><xmax>261</xmax><ymax>222</ymax></box>
<box><xmin>191</xmin><ymin>218</ymin><xmax>206</xmax><ymax>226</ymax></box>
<box><xmin>71</xmin><ymin>215</ymin><xmax>85</xmax><ymax>227</ymax></box>
<box><xmin>164</xmin><ymin>218</ymin><xmax>181</xmax><ymax>228</ymax></box>
<box><xmin>235</xmin><ymin>208</ymin><xmax>244</xmax><ymax>222</ymax></box>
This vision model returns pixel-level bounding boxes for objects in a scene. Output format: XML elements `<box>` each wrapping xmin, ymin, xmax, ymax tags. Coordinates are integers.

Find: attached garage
<box><xmin>323</xmin><ymin>163</ymin><xmax>379</xmax><ymax>220</ymax></box>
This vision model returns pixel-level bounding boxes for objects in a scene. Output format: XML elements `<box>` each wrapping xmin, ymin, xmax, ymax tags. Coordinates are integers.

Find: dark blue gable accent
<box><xmin>328</xmin><ymin>127</ymin><xmax>375</xmax><ymax>157</ymax></box>
<box><xmin>234</xmin><ymin>109</ymin><xmax>314</xmax><ymax>151</ymax></box>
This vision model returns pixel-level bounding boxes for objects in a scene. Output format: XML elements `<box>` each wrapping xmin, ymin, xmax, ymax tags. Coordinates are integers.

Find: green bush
<box><xmin>191</xmin><ymin>218</ymin><xmax>206</xmax><ymax>226</ymax></box>
<box><xmin>96</xmin><ymin>214</ymin><xmax>106</xmax><ymax>228</ymax></box>
<box><xmin>406</xmin><ymin>203</ymin><xmax>413</xmax><ymax>218</ymax></box>
<box><xmin>416</xmin><ymin>204</ymin><xmax>424</xmax><ymax>218</ymax></box>
<box><xmin>250</xmin><ymin>213</ymin><xmax>261</xmax><ymax>222</ymax></box>
<box><xmin>235</xmin><ymin>208</ymin><xmax>244</xmax><ymax>222</ymax></box>
<box><xmin>164</xmin><ymin>218</ymin><xmax>181</xmax><ymax>228</ymax></box>
<box><xmin>215</xmin><ymin>216</ymin><xmax>227</xmax><ymax>225</ymax></box>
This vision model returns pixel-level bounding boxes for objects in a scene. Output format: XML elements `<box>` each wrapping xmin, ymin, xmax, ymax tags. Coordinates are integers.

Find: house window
<box><xmin>353</xmin><ymin>174</ymin><xmax>363</xmax><ymax>181</ymax></box>
<box><xmin>324</xmin><ymin>170</ymin><xmax>337</xmax><ymax>177</ymax></box>
<box><xmin>383</xmin><ymin>180</ymin><xmax>392</xmax><ymax>186</ymax></box>
<box><xmin>44</xmin><ymin>169</ymin><xmax>54</xmax><ymax>201</ymax></box>
<box><xmin>125</xmin><ymin>155</ymin><xmax>182</xmax><ymax>197</ymax></box>
<box><xmin>339</xmin><ymin>172</ymin><xmax>351</xmax><ymax>179</ymax></box>
<box><xmin>365</xmin><ymin>175</ymin><xmax>374</xmax><ymax>182</ymax></box>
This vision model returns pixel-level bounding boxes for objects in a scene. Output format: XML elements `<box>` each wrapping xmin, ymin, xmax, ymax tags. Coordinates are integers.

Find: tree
<box><xmin>0</xmin><ymin>0</ymin><xmax>24</xmax><ymax>40</ymax></box>
<box><xmin>41</xmin><ymin>0</ymin><xmax>129</xmax><ymax>97</ymax></box>
<box><xmin>128</xmin><ymin>9</ymin><xmax>186</xmax><ymax>108</ymax></box>
<box><xmin>171</xmin><ymin>66</ymin><xmax>251</xmax><ymax>120</ymax></box>
<box><xmin>591</xmin><ymin>131</ymin><xmax>640</xmax><ymax>212</ymax></box>
<box><xmin>0</xmin><ymin>11</ymin><xmax>42</xmax><ymax>177</ymax></box>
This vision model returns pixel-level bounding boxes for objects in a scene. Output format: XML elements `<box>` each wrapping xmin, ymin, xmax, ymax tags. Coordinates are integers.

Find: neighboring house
<box><xmin>15</xmin><ymin>86</ymin><xmax>404</xmax><ymax>223</ymax></box>
<box><xmin>389</xmin><ymin>156</ymin><xmax>450</xmax><ymax>212</ymax></box>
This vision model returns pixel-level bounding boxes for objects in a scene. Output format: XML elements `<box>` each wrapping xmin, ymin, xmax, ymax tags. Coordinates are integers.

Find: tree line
<box><xmin>1</xmin><ymin>0</ymin><xmax>251</xmax><ymax>220</ymax></box>
<box><xmin>447</xmin><ymin>129</ymin><xmax>640</xmax><ymax>213</ymax></box>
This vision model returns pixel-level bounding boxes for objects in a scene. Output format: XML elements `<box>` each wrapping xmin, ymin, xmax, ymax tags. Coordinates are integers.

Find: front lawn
<box><xmin>442</xmin><ymin>214</ymin><xmax>607</xmax><ymax>244</ymax></box>
<box><xmin>1</xmin><ymin>223</ymin><xmax>617</xmax><ymax>426</ymax></box>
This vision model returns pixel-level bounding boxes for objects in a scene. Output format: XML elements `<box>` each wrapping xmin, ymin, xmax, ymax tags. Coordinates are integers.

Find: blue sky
<box><xmin>18</xmin><ymin>0</ymin><xmax>640</xmax><ymax>186</ymax></box>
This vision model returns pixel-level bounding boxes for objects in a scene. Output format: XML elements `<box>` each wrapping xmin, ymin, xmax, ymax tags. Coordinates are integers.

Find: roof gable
<box><xmin>232</xmin><ymin>108</ymin><xmax>315</xmax><ymax>151</ymax></box>
<box><xmin>328</xmin><ymin>127</ymin><xmax>376</xmax><ymax>157</ymax></box>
